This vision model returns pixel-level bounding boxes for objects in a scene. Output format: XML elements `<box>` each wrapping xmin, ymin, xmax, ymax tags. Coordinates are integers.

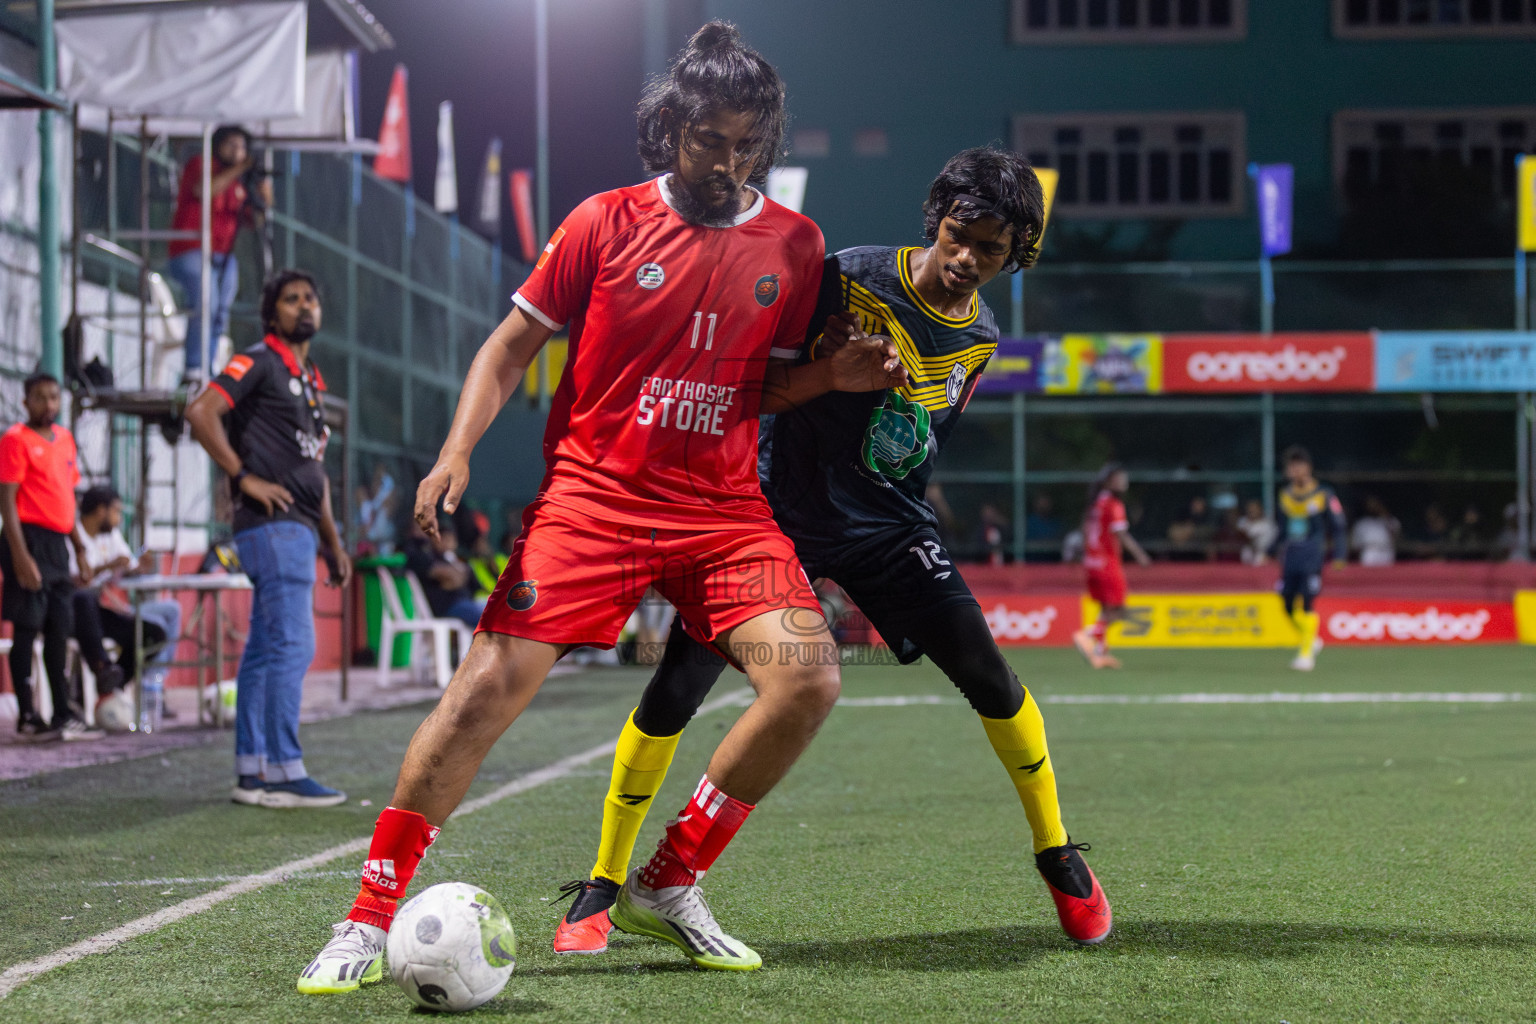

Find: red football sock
<box><xmin>1088</xmin><ymin>619</ymin><xmax>1108</xmax><ymax>647</ymax></box>
<box><xmin>346</xmin><ymin>807</ymin><xmax>442</xmax><ymax>930</ymax></box>
<box><xmin>639</xmin><ymin>775</ymin><xmax>754</xmax><ymax>890</ymax></box>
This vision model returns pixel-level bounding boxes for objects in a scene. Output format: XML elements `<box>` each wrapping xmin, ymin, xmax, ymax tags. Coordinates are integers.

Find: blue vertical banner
<box><xmin>1253</xmin><ymin>163</ymin><xmax>1294</xmax><ymax>257</ymax></box>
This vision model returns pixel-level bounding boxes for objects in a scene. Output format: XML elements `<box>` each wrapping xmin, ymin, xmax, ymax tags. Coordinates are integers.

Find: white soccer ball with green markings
<box><xmin>386</xmin><ymin>882</ymin><xmax>516</xmax><ymax>1012</ymax></box>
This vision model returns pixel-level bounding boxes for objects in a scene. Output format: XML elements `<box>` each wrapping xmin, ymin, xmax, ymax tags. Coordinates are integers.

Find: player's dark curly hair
<box><xmin>1283</xmin><ymin>445</ymin><xmax>1312</xmax><ymax>466</ymax></box>
<box><xmin>922</xmin><ymin>147</ymin><xmax>1046</xmax><ymax>272</ymax></box>
<box><xmin>636</xmin><ymin>21</ymin><xmax>786</xmax><ymax>186</ymax></box>
<box><xmin>259</xmin><ymin>269</ymin><xmax>320</xmax><ymax>333</ymax></box>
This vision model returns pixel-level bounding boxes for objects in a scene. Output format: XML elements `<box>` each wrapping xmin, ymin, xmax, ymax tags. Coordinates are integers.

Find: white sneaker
<box><xmin>1312</xmin><ymin>636</ymin><xmax>1325</xmax><ymax>656</ymax></box>
<box><xmin>1290</xmin><ymin>654</ymin><xmax>1315</xmax><ymax>671</ymax></box>
<box><xmin>608</xmin><ymin>874</ymin><xmax>761</xmax><ymax>971</ymax></box>
<box><xmin>296</xmin><ymin>920</ymin><xmax>386</xmax><ymax>994</ymax></box>
<box><xmin>60</xmin><ymin>717</ymin><xmax>106</xmax><ymax>742</ymax></box>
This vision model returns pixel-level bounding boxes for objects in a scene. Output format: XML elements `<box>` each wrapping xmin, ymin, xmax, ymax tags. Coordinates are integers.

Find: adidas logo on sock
<box><xmin>363</xmin><ymin>858</ymin><xmax>399</xmax><ymax>891</ymax></box>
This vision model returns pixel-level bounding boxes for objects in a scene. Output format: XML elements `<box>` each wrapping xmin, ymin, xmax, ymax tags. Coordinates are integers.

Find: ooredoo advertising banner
<box><xmin>974</xmin><ymin>593</ymin><xmax>1078</xmax><ymax>646</ymax></box>
<box><xmin>1162</xmin><ymin>333</ymin><xmax>1374</xmax><ymax>392</ymax></box>
<box><xmin>1316</xmin><ymin>598</ymin><xmax>1516</xmax><ymax>644</ymax></box>
<box><xmin>1374</xmin><ymin>332</ymin><xmax>1536</xmax><ymax>392</ymax></box>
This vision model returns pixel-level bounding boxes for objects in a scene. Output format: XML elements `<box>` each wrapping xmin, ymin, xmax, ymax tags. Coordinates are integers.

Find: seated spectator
<box><xmin>404</xmin><ymin>518</ymin><xmax>485</xmax><ymax>628</ymax></box>
<box><xmin>1418</xmin><ymin>503</ymin><xmax>1450</xmax><ymax>559</ymax></box>
<box><xmin>1236</xmin><ymin>498</ymin><xmax>1277</xmax><ymax>566</ymax></box>
<box><xmin>1212</xmin><ymin>508</ymin><xmax>1245</xmax><ymax>562</ymax></box>
<box><xmin>1350</xmin><ymin>496</ymin><xmax>1400</xmax><ymax>567</ymax></box>
<box><xmin>1446</xmin><ymin>504</ymin><xmax>1486</xmax><ymax>560</ymax></box>
<box><xmin>465</xmin><ymin>528</ymin><xmax>500</xmax><ymax>601</ymax></box>
<box><xmin>70</xmin><ymin>485</ymin><xmax>183</xmax><ymax>728</ymax></box>
<box><xmin>1166</xmin><ymin>496</ymin><xmax>1215</xmax><ymax>562</ymax></box>
<box><xmin>925</xmin><ymin>482</ymin><xmax>958</xmax><ymax>547</ymax></box>
<box><xmin>1025</xmin><ymin>494</ymin><xmax>1063</xmax><ymax>545</ymax></box>
<box><xmin>976</xmin><ymin>502</ymin><xmax>1009</xmax><ymax>565</ymax></box>
<box><xmin>355</xmin><ymin>465</ymin><xmax>398</xmax><ymax>557</ymax></box>
<box><xmin>1494</xmin><ymin>502</ymin><xmax>1524</xmax><ymax>562</ymax></box>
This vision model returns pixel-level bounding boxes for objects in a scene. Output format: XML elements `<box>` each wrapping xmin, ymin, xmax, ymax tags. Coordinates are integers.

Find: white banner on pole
<box><xmin>435</xmin><ymin>100</ymin><xmax>458</xmax><ymax>214</ymax></box>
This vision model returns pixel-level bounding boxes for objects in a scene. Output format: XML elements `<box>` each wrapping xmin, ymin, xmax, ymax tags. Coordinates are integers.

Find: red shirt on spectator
<box><xmin>168</xmin><ymin>155</ymin><xmax>247</xmax><ymax>259</ymax></box>
<box><xmin>0</xmin><ymin>422</ymin><xmax>80</xmax><ymax>534</ymax></box>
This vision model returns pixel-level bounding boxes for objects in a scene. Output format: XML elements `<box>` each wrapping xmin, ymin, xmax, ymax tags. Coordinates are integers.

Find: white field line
<box><xmin>836</xmin><ymin>692</ymin><xmax>1529</xmax><ymax>708</ymax></box>
<box><xmin>0</xmin><ymin>687</ymin><xmax>753</xmax><ymax>1000</ymax></box>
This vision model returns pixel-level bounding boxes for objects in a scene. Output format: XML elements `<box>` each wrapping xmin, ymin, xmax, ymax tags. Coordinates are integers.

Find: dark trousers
<box><xmin>2</xmin><ymin>525</ymin><xmax>75</xmax><ymax>727</ymax></box>
<box><xmin>72</xmin><ymin>590</ymin><xmax>166</xmax><ymax>694</ymax></box>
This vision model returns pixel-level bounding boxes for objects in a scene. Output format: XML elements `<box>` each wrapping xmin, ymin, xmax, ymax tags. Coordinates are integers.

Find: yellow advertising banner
<box><xmin>1045</xmin><ymin>334</ymin><xmax>1163</xmax><ymax>394</ymax></box>
<box><xmin>1514</xmin><ymin>590</ymin><xmax>1536</xmax><ymax>644</ymax></box>
<box><xmin>1519</xmin><ymin>155</ymin><xmax>1536</xmax><ymax>253</ymax></box>
<box><xmin>1082</xmin><ymin>592</ymin><xmax>1300</xmax><ymax>647</ymax></box>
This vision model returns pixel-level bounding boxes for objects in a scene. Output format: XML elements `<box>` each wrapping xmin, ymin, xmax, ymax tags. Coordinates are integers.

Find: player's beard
<box><xmin>665</xmin><ymin>172</ymin><xmax>746</xmax><ymax>227</ymax></box>
<box><xmin>284</xmin><ymin>316</ymin><xmax>318</xmax><ymax>344</ymax></box>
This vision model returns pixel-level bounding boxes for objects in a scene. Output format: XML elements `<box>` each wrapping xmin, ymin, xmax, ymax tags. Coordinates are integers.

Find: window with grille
<box><xmin>1010</xmin><ymin>0</ymin><xmax>1246</xmax><ymax>42</ymax></box>
<box><xmin>1334</xmin><ymin>107</ymin><xmax>1536</xmax><ymax>207</ymax></box>
<box><xmin>1013</xmin><ymin>113</ymin><xmax>1246</xmax><ymax>217</ymax></box>
<box><xmin>1334</xmin><ymin>0</ymin><xmax>1536</xmax><ymax>36</ymax></box>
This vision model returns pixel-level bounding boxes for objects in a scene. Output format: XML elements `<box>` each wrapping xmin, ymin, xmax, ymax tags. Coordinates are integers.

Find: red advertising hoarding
<box><xmin>1162</xmin><ymin>332</ymin><xmax>1374</xmax><ymax>392</ymax></box>
<box><xmin>973</xmin><ymin>592</ymin><xmax>1079</xmax><ymax>646</ymax></box>
<box><xmin>1316</xmin><ymin>598</ymin><xmax>1516</xmax><ymax>644</ymax></box>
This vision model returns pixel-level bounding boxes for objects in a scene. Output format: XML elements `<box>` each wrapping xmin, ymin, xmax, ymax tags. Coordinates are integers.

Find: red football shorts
<box><xmin>1086</xmin><ymin>569</ymin><xmax>1127</xmax><ymax>609</ymax></box>
<box><xmin>479</xmin><ymin>499</ymin><xmax>823</xmax><ymax>650</ymax></box>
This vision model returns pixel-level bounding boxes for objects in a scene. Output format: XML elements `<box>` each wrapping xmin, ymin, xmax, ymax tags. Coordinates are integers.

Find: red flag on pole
<box><xmin>374</xmin><ymin>64</ymin><xmax>412</xmax><ymax>183</ymax></box>
<box><xmin>509</xmin><ymin>169</ymin><xmax>536</xmax><ymax>264</ymax></box>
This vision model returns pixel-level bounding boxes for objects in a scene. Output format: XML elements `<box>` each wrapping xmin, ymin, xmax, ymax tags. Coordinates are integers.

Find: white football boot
<box><xmin>608</xmin><ymin>873</ymin><xmax>761</xmax><ymax>971</ymax></box>
<box><xmin>296</xmin><ymin>920</ymin><xmax>386</xmax><ymax>994</ymax></box>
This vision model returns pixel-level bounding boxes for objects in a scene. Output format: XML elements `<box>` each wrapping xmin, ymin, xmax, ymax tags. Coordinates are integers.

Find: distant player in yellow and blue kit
<box><xmin>1268</xmin><ymin>445</ymin><xmax>1346</xmax><ymax>671</ymax></box>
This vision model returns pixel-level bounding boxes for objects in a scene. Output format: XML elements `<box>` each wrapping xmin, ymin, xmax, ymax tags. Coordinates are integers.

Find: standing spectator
<box><xmin>70</xmin><ymin>485</ymin><xmax>183</xmax><ymax>730</ymax></box>
<box><xmin>0</xmin><ymin>373</ymin><xmax>96</xmax><ymax>741</ymax></box>
<box><xmin>186</xmin><ymin>269</ymin><xmax>351</xmax><ymax>808</ymax></box>
<box><xmin>1350</xmin><ymin>496</ymin><xmax>1400</xmax><ymax>567</ymax></box>
<box><xmin>1495</xmin><ymin>503</ymin><xmax>1524</xmax><ymax>561</ymax></box>
<box><xmin>166</xmin><ymin>125</ymin><xmax>272</xmax><ymax>378</ymax></box>
<box><xmin>403</xmin><ymin>518</ymin><xmax>485</xmax><ymax>628</ymax></box>
<box><xmin>1236</xmin><ymin>498</ymin><xmax>1277</xmax><ymax>566</ymax></box>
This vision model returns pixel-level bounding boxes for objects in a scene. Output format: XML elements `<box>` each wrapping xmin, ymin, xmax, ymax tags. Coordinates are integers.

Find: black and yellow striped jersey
<box><xmin>763</xmin><ymin>246</ymin><xmax>998</xmax><ymax>550</ymax></box>
<box><xmin>1271</xmin><ymin>482</ymin><xmax>1348</xmax><ymax>571</ymax></box>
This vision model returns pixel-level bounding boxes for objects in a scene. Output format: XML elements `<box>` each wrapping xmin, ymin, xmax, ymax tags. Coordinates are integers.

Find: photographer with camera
<box><xmin>165</xmin><ymin>124</ymin><xmax>273</xmax><ymax>379</ymax></box>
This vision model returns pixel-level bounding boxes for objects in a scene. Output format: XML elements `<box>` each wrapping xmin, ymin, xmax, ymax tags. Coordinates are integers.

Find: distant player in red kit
<box><xmin>297</xmin><ymin>22</ymin><xmax>906</xmax><ymax>989</ymax></box>
<box><xmin>1073</xmin><ymin>463</ymin><xmax>1150</xmax><ymax>669</ymax></box>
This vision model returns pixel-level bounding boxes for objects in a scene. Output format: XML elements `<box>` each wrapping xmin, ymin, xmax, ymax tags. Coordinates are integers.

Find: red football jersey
<box><xmin>513</xmin><ymin>178</ymin><xmax>824</xmax><ymax>529</ymax></box>
<box><xmin>1083</xmin><ymin>489</ymin><xmax>1128</xmax><ymax>573</ymax></box>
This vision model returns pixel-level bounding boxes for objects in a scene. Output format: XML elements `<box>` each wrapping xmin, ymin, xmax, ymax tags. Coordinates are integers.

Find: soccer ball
<box><xmin>95</xmin><ymin>690</ymin><xmax>135</xmax><ymax>733</ymax></box>
<box><xmin>386</xmin><ymin>882</ymin><xmax>516</xmax><ymax>1012</ymax></box>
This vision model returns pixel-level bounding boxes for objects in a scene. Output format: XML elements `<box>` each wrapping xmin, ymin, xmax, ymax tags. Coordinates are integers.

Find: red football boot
<box><xmin>552</xmin><ymin>878</ymin><xmax>620</xmax><ymax>955</ymax></box>
<box><xmin>1036</xmin><ymin>841</ymin><xmax>1112</xmax><ymax>945</ymax></box>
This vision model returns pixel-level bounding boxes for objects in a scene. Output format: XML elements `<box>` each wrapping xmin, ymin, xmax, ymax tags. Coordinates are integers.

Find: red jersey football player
<box><xmin>1073</xmin><ymin>463</ymin><xmax>1150</xmax><ymax>670</ymax></box>
<box><xmin>298</xmin><ymin>22</ymin><xmax>906</xmax><ymax>990</ymax></box>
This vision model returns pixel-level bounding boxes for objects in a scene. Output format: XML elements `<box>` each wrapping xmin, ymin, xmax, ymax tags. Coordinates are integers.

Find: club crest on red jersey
<box><xmin>636</xmin><ymin>263</ymin><xmax>665</xmax><ymax>290</ymax></box>
<box><xmin>506</xmin><ymin>580</ymin><xmax>539</xmax><ymax>611</ymax></box>
<box><xmin>754</xmin><ymin>274</ymin><xmax>780</xmax><ymax>308</ymax></box>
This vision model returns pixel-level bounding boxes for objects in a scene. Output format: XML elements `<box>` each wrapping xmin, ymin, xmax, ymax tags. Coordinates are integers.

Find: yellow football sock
<box><xmin>980</xmin><ymin>690</ymin><xmax>1069</xmax><ymax>854</ymax></box>
<box><xmin>1296</xmin><ymin>610</ymin><xmax>1320</xmax><ymax>658</ymax></box>
<box><xmin>591</xmin><ymin>710</ymin><xmax>682</xmax><ymax>883</ymax></box>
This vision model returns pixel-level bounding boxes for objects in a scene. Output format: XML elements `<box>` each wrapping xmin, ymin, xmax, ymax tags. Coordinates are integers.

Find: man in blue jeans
<box><xmin>187</xmin><ymin>269</ymin><xmax>351</xmax><ymax>808</ymax></box>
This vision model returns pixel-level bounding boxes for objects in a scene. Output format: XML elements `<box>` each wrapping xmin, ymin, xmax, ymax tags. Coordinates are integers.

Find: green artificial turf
<box><xmin>3</xmin><ymin>646</ymin><xmax>1534</xmax><ymax>1022</ymax></box>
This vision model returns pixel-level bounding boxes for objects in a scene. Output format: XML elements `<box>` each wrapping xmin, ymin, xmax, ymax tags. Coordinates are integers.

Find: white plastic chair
<box><xmin>376</xmin><ymin>568</ymin><xmax>472</xmax><ymax>689</ymax></box>
<box><xmin>17</xmin><ymin>637</ymin><xmax>99</xmax><ymax>725</ymax></box>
